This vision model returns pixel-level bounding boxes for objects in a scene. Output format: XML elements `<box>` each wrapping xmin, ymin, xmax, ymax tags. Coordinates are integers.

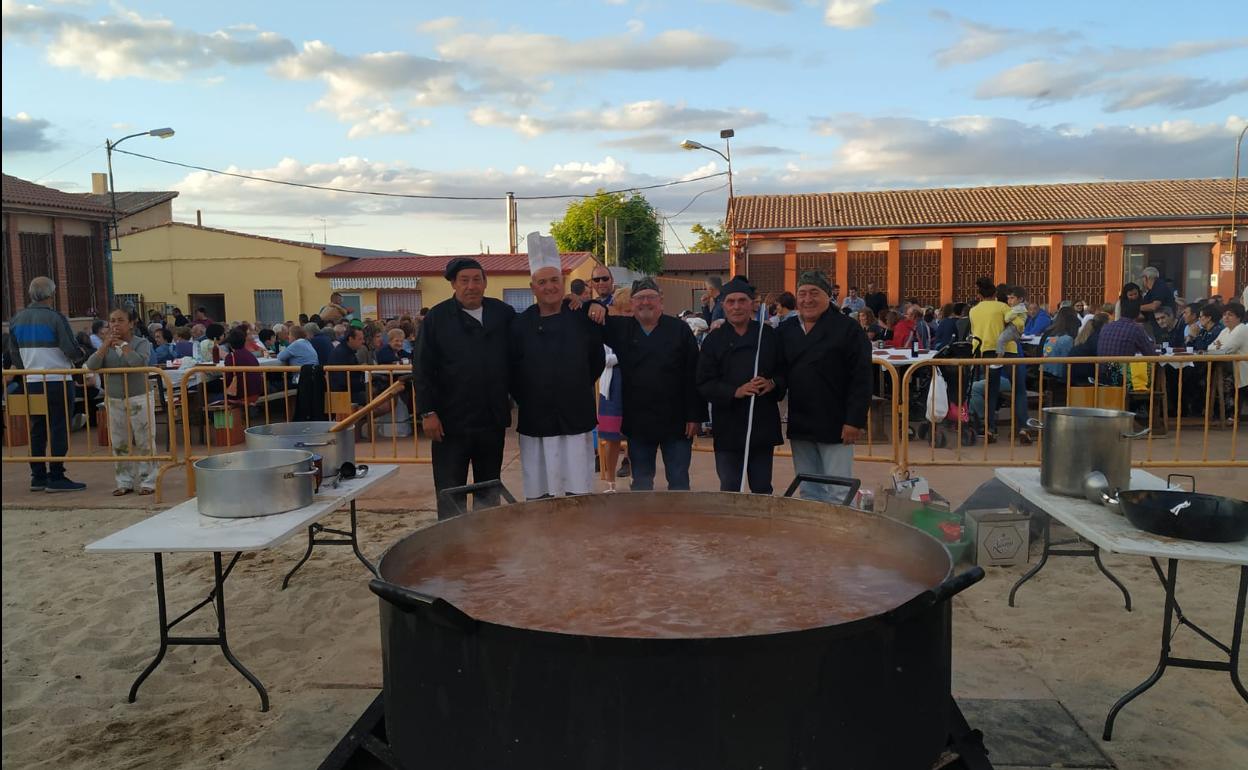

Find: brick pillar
<box><xmin>886</xmin><ymin>238</ymin><xmax>900</xmax><ymax>305</ymax></box>
<box><xmin>835</xmin><ymin>239</ymin><xmax>849</xmax><ymax>298</ymax></box>
<box><xmin>1048</xmin><ymin>233</ymin><xmax>1064</xmax><ymax>310</ymax></box>
<box><xmin>8</xmin><ymin>216</ymin><xmax>24</xmax><ymax>312</ymax></box>
<box><xmin>783</xmin><ymin>240</ymin><xmax>797</xmax><ymax>293</ymax></box>
<box><xmin>994</xmin><ymin>235</ymin><xmax>1008</xmax><ymax>286</ymax></box>
<box><xmin>52</xmin><ymin>218</ymin><xmax>69</xmax><ymax>312</ymax></box>
<box><xmin>1105</xmin><ymin>232</ymin><xmax>1124</xmax><ymax>304</ymax></box>
<box><xmin>939</xmin><ymin>236</ymin><xmax>954</xmax><ymax>304</ymax></box>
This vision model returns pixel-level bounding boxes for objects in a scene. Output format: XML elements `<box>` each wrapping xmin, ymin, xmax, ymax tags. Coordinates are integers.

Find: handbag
<box><xmin>925</xmin><ymin>368</ymin><xmax>949</xmax><ymax>422</ymax></box>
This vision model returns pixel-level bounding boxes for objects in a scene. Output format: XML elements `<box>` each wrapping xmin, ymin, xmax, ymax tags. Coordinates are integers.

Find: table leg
<box><xmin>1008</xmin><ymin>516</ymin><xmax>1051</xmax><ymax>607</ymax></box>
<box><xmin>1092</xmin><ymin>545</ymin><xmax>1133</xmax><ymax>611</ymax></box>
<box><xmin>1103</xmin><ymin>561</ymin><xmax>1247</xmax><ymax>740</ymax></box>
<box><xmin>282</xmin><ymin>500</ymin><xmax>376</xmax><ymax>590</ymax></box>
<box><xmin>213</xmin><ymin>551</ymin><xmax>269</xmax><ymax>712</ymax></box>
<box><xmin>128</xmin><ymin>553</ymin><xmax>169</xmax><ymax>703</ymax></box>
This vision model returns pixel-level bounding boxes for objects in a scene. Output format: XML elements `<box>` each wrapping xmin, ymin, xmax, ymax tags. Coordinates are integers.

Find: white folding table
<box><xmin>86</xmin><ymin>464</ymin><xmax>398</xmax><ymax>711</ymax></box>
<box><xmin>994</xmin><ymin>467</ymin><xmax>1247</xmax><ymax>739</ymax></box>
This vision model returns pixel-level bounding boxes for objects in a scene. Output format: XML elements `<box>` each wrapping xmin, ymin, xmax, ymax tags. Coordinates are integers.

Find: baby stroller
<box><xmin>912</xmin><ymin>338</ymin><xmax>979</xmax><ymax>448</ymax></box>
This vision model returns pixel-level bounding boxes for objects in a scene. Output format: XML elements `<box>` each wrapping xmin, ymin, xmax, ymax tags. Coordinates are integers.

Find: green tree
<box><xmin>550</xmin><ymin>190</ymin><xmax>664</xmax><ymax>274</ymax></box>
<box><xmin>689</xmin><ymin>221</ymin><xmax>730</xmax><ymax>253</ymax></box>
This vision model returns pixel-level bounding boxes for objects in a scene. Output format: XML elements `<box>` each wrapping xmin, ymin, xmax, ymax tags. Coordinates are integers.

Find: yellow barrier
<box><xmin>2</xmin><ymin>367</ymin><xmax>181</xmax><ymax>502</ymax></box>
<box><xmin>896</xmin><ymin>353</ymin><xmax>1245</xmax><ymax>473</ymax></box>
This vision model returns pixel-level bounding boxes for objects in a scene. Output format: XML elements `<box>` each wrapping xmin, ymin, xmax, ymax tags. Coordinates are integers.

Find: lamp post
<box><xmin>105</xmin><ymin>126</ymin><xmax>174</xmax><ymax>303</ymax></box>
<box><xmin>681</xmin><ymin>128</ymin><xmax>736</xmax><ymax>271</ymax></box>
<box><xmin>1228</xmin><ymin>123</ymin><xmax>1248</xmax><ymax>293</ymax></box>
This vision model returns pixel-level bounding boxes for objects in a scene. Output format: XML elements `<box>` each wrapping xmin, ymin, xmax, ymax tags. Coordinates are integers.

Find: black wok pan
<box><xmin>1104</xmin><ymin>488</ymin><xmax>1248</xmax><ymax>543</ymax></box>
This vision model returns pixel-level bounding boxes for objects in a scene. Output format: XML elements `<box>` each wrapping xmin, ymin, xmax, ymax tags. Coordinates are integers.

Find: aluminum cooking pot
<box><xmin>245</xmin><ymin>422</ymin><xmax>354</xmax><ymax>479</ymax></box>
<box><xmin>1028</xmin><ymin>407</ymin><xmax>1148</xmax><ymax>498</ymax></box>
<box><xmin>194</xmin><ymin>449</ymin><xmax>317</xmax><ymax>518</ymax></box>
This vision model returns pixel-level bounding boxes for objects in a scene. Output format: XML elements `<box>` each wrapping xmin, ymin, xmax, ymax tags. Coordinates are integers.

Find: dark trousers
<box><xmin>26</xmin><ymin>380</ymin><xmax>75</xmax><ymax>481</ymax></box>
<box><xmin>627</xmin><ymin>436</ymin><xmax>692</xmax><ymax>491</ymax></box>
<box><xmin>714</xmin><ymin>445</ymin><xmax>775</xmax><ymax>494</ymax></box>
<box><xmin>431</xmin><ymin>426</ymin><xmax>506</xmax><ymax>519</ymax></box>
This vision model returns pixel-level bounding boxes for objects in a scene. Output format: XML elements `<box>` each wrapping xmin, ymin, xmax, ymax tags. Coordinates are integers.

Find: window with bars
<box><xmin>846</xmin><ymin>251</ymin><xmax>887</xmax><ymax>295</ymax></box>
<box><xmin>63</xmin><ymin>235</ymin><xmax>97</xmax><ymax>317</ymax></box>
<box><xmin>1062</xmin><ymin>245</ymin><xmax>1107</xmax><ymax>309</ymax></box>
<box><xmin>796</xmin><ymin>250</ymin><xmax>835</xmax><ymax>279</ymax></box>
<box><xmin>254</xmin><ymin>289</ymin><xmax>284</xmax><ymax>327</ymax></box>
<box><xmin>748</xmin><ymin>254</ymin><xmax>784</xmax><ymax>296</ymax></box>
<box><xmin>899</xmin><ymin>249</ymin><xmax>941</xmax><ymax>307</ymax></box>
<box><xmin>1006</xmin><ymin>246</ymin><xmax>1050</xmax><ymax>306</ymax></box>
<box><xmin>19</xmin><ymin>232</ymin><xmax>55</xmax><ymax>309</ymax></box>
<box><xmin>952</xmin><ymin>248</ymin><xmax>994</xmax><ymax>303</ymax></box>
<box><xmin>502</xmin><ymin>288</ymin><xmax>533</xmax><ymax>313</ymax></box>
<box><xmin>2</xmin><ymin>232</ymin><xmax>12</xmax><ymax>319</ymax></box>
<box><xmin>378</xmin><ymin>290</ymin><xmax>423</xmax><ymax>319</ymax></box>
<box><xmin>1236</xmin><ymin>241</ymin><xmax>1247</xmax><ymax>297</ymax></box>
<box><xmin>115</xmin><ymin>293</ymin><xmax>142</xmax><ymax>312</ymax></box>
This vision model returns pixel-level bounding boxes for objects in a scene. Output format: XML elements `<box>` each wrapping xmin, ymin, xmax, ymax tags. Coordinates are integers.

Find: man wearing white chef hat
<box><xmin>509</xmin><ymin>233</ymin><xmax>606</xmax><ymax>499</ymax></box>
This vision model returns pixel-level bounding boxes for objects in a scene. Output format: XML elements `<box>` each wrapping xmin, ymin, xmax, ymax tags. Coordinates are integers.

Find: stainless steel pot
<box><xmin>195</xmin><ymin>449</ymin><xmax>318</xmax><ymax>518</ymax></box>
<box><xmin>244</xmin><ymin>422</ymin><xmax>354</xmax><ymax>478</ymax></box>
<box><xmin>1028</xmin><ymin>407</ymin><xmax>1148</xmax><ymax>498</ymax></box>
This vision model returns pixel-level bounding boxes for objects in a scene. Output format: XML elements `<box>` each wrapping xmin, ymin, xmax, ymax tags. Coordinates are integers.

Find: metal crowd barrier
<box><xmin>895</xmin><ymin>353</ymin><xmax>1246</xmax><ymax>472</ymax></box>
<box><xmin>2</xmin><ymin>367</ymin><xmax>181</xmax><ymax>501</ymax></box>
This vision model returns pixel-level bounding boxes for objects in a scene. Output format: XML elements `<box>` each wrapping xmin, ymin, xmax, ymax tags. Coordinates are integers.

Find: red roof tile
<box><xmin>660</xmin><ymin>251</ymin><xmax>728</xmax><ymax>272</ymax></box>
<box><xmin>2</xmin><ymin>174</ymin><xmax>114</xmax><ymax>218</ymax></box>
<box><xmin>727</xmin><ymin>178</ymin><xmax>1244</xmax><ymax>232</ymax></box>
<box><xmin>316</xmin><ymin>252</ymin><xmax>593</xmax><ymax>278</ymax></box>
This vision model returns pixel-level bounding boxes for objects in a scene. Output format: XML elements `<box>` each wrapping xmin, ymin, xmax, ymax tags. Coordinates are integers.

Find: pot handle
<box><xmin>1026</xmin><ymin>418</ymin><xmax>1044</xmax><ymax>430</ymax></box>
<box><xmin>368</xmin><ymin>579</ymin><xmax>478</xmax><ymax>634</ymax></box>
<box><xmin>295</xmin><ymin>440</ymin><xmax>335</xmax><ymax>447</ymax></box>
<box><xmin>1101</xmin><ymin>489</ymin><xmax>1120</xmax><ymax>506</ymax></box>
<box><xmin>1121</xmin><ymin>428</ymin><xmax>1150</xmax><ymax>439</ymax></box>
<box><xmin>287</xmin><ymin>470</ymin><xmax>320</xmax><ymax>478</ymax></box>
<box><xmin>883</xmin><ymin>567</ymin><xmax>984</xmax><ymax>625</ymax></box>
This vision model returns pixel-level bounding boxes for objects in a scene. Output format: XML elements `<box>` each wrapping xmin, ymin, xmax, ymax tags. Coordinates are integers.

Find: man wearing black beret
<box><xmin>414</xmin><ymin>257</ymin><xmax>516</xmax><ymax>518</ymax></box>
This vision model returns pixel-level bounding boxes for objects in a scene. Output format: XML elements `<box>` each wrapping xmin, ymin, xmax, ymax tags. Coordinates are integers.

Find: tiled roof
<box><xmin>726</xmin><ymin>178</ymin><xmax>1244</xmax><ymax>232</ymax></box>
<box><xmin>660</xmin><ymin>251</ymin><xmax>729</xmax><ymax>272</ymax></box>
<box><xmin>77</xmin><ymin>190</ymin><xmax>178</xmax><ymax>216</ymax></box>
<box><xmin>316</xmin><ymin>252</ymin><xmax>594</xmax><ymax>278</ymax></box>
<box><xmin>2</xmin><ymin>174</ymin><xmax>114</xmax><ymax>218</ymax></box>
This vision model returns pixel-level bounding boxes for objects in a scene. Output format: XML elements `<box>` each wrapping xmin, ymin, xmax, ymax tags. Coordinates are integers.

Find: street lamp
<box><xmin>1229</xmin><ymin>123</ymin><xmax>1248</xmax><ymax>290</ymax></box>
<box><xmin>682</xmin><ymin>128</ymin><xmax>736</xmax><ymax>271</ymax></box>
<box><xmin>105</xmin><ymin>126</ymin><xmax>174</xmax><ymax>303</ymax></box>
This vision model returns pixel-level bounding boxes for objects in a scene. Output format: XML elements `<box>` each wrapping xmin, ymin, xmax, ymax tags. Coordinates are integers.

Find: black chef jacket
<box><xmin>510</xmin><ymin>306</ymin><xmax>605</xmax><ymax>437</ymax></box>
<box><xmin>696</xmin><ymin>320</ymin><xmax>786</xmax><ymax>451</ymax></box>
<box><xmin>413</xmin><ymin>296</ymin><xmax>516</xmax><ymax>432</ymax></box>
<box><xmin>776</xmin><ymin>308</ymin><xmax>872</xmax><ymax>444</ymax></box>
<box><xmin>601</xmin><ymin>314</ymin><xmax>705</xmax><ymax>442</ymax></box>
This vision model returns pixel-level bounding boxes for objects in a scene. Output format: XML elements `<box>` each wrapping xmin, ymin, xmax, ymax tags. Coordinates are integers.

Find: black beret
<box><xmin>631</xmin><ymin>277</ymin><xmax>660</xmax><ymax>295</ymax></box>
<box><xmin>720</xmin><ymin>277</ymin><xmax>756</xmax><ymax>300</ymax></box>
<box><xmin>444</xmin><ymin>258</ymin><xmax>484</xmax><ymax>281</ymax></box>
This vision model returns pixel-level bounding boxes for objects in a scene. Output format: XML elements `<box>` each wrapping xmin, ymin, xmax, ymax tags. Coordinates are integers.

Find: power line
<box><xmin>668</xmin><ymin>181</ymin><xmax>729</xmax><ymax>220</ymax></box>
<box><xmin>111</xmin><ymin>147</ymin><xmax>729</xmax><ymax>201</ymax></box>
<box><xmin>663</xmin><ymin>217</ymin><xmax>689</xmax><ymax>253</ymax></box>
<box><xmin>34</xmin><ymin>142</ymin><xmax>106</xmax><ymax>183</ymax></box>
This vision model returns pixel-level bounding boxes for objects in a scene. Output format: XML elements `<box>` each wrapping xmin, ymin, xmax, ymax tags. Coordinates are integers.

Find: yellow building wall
<box><xmin>118</xmin><ymin>202</ymin><xmax>174</xmax><ymax>235</ymax></box>
<box><xmin>114</xmin><ymin>225</ymin><xmax>344</xmax><ymax>322</ymax></box>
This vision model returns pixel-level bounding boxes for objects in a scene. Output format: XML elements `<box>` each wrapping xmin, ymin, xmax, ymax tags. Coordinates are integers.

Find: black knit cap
<box><xmin>444</xmin><ymin>257</ymin><xmax>484</xmax><ymax>281</ymax></box>
<box><xmin>720</xmin><ymin>277</ymin><xmax>756</xmax><ymax>300</ymax></box>
<box><xmin>631</xmin><ymin>277</ymin><xmax>660</xmax><ymax>295</ymax></box>
<box><xmin>797</xmin><ymin>270</ymin><xmax>833</xmax><ymax>297</ymax></box>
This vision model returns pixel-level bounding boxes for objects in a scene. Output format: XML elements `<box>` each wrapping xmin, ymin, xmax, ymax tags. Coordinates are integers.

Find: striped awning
<box><xmin>329</xmin><ymin>276</ymin><xmax>421</xmax><ymax>290</ymax></box>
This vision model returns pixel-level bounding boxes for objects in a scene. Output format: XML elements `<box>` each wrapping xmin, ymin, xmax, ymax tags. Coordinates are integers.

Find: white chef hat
<box><xmin>526</xmin><ymin>232</ymin><xmax>561</xmax><ymax>276</ymax></box>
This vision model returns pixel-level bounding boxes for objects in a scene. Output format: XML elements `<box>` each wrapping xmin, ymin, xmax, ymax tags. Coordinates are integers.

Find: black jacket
<box><xmin>602</xmin><ymin>314</ymin><xmax>706</xmax><ymax>442</ymax></box>
<box><xmin>293</xmin><ymin>364</ymin><xmax>327</xmax><ymax>422</ymax></box>
<box><xmin>414</xmin><ymin>297</ymin><xmax>516</xmax><ymax>432</ymax></box>
<box><xmin>510</xmin><ymin>306</ymin><xmax>605</xmax><ymax>437</ymax></box>
<box><xmin>696</xmin><ymin>321</ymin><xmax>786</xmax><ymax>451</ymax></box>
<box><xmin>777</xmin><ymin>309</ymin><xmax>872</xmax><ymax>444</ymax></box>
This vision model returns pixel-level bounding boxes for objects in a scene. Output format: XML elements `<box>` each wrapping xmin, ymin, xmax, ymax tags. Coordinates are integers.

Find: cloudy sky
<box><xmin>3</xmin><ymin>0</ymin><xmax>1245</xmax><ymax>253</ymax></box>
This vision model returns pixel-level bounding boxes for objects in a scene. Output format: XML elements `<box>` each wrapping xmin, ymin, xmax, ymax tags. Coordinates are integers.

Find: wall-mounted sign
<box><xmin>1221</xmin><ymin>249</ymin><xmax>1236</xmax><ymax>272</ymax></box>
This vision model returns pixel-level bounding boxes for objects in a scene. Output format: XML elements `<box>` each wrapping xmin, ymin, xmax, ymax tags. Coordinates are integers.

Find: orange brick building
<box><xmin>726</xmin><ymin>179</ymin><xmax>1248</xmax><ymax>309</ymax></box>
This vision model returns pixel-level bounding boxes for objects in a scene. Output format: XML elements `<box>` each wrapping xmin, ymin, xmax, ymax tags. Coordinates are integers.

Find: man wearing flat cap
<box><xmin>696</xmin><ymin>278</ymin><xmax>786</xmax><ymax>493</ymax></box>
<box><xmin>414</xmin><ymin>257</ymin><xmax>516</xmax><ymax>519</ymax></box>
<box><xmin>776</xmin><ymin>270</ymin><xmax>872</xmax><ymax>503</ymax></box>
<box><xmin>510</xmin><ymin>233</ymin><xmax>606</xmax><ymax>499</ymax></box>
<box><xmin>592</xmin><ymin>277</ymin><xmax>705</xmax><ymax>490</ymax></box>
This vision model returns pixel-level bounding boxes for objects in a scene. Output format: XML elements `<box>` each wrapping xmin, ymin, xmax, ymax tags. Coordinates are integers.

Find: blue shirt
<box><xmin>1024</xmin><ymin>310</ymin><xmax>1051</xmax><ymax>336</ymax></box>
<box><xmin>149</xmin><ymin>343</ymin><xmax>178</xmax><ymax>365</ymax></box>
<box><xmin>278</xmin><ymin>338</ymin><xmax>320</xmax><ymax>368</ymax></box>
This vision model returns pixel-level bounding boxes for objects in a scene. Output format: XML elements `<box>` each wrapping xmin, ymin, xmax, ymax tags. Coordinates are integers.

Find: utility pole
<box><xmin>506</xmin><ymin>192</ymin><xmax>518</xmax><ymax>253</ymax></box>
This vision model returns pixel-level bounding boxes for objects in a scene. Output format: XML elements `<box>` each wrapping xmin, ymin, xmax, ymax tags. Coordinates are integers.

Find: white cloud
<box><xmin>470</xmin><ymin>100</ymin><xmax>769</xmax><ymax>137</ymax></box>
<box><xmin>433</xmin><ymin>28</ymin><xmax>740</xmax><ymax>76</ymax></box>
<box><xmin>974</xmin><ymin>37</ymin><xmax>1248</xmax><ymax>111</ymax></box>
<box><xmin>2</xmin><ymin>1</ymin><xmax>294</xmax><ymax>80</ymax></box>
<box><xmin>346</xmin><ymin>107</ymin><xmax>429</xmax><ymax>139</ymax></box>
<box><xmin>721</xmin><ymin>0</ymin><xmax>794</xmax><ymax>10</ymax></box>
<box><xmin>2</xmin><ymin>112</ymin><xmax>59</xmax><ymax>153</ymax></box>
<box><xmin>823</xmin><ymin>0</ymin><xmax>883</xmax><ymax>30</ymax></box>
<box><xmin>934</xmin><ymin>16</ymin><xmax>1074</xmax><ymax>67</ymax></box>
<box><xmin>805</xmin><ymin>113</ymin><xmax>1247</xmax><ymax>184</ymax></box>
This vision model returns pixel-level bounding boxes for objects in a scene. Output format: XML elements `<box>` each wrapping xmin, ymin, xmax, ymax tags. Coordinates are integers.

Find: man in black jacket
<box><xmin>597</xmin><ymin>278</ymin><xmax>704</xmax><ymax>491</ymax></box>
<box><xmin>696</xmin><ymin>278</ymin><xmax>786</xmax><ymax>494</ymax></box>
<box><xmin>414</xmin><ymin>258</ymin><xmax>516</xmax><ymax>518</ymax></box>
<box><xmin>777</xmin><ymin>271</ymin><xmax>872</xmax><ymax>503</ymax></box>
<box><xmin>510</xmin><ymin>261</ymin><xmax>605</xmax><ymax>499</ymax></box>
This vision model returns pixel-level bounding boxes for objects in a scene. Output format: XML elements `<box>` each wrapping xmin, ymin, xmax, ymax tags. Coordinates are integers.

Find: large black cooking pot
<box><xmin>369</xmin><ymin>492</ymin><xmax>983</xmax><ymax>770</ymax></box>
<box><xmin>1106</xmin><ymin>488</ymin><xmax>1248</xmax><ymax>542</ymax></box>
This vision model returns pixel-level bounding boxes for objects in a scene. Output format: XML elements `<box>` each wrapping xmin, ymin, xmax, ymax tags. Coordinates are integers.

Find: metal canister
<box><xmin>858</xmin><ymin>488</ymin><xmax>875</xmax><ymax>512</ymax></box>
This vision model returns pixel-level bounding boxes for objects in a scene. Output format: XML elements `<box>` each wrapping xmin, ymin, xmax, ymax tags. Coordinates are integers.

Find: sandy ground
<box><xmin>3</xmin><ymin>439</ymin><xmax>1246</xmax><ymax>769</ymax></box>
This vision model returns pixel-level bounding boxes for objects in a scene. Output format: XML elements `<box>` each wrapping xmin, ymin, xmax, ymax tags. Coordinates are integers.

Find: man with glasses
<box><xmin>593</xmin><ymin>278</ymin><xmax>704</xmax><ymax>490</ymax></box>
<box><xmin>589</xmin><ymin>263</ymin><xmax>616</xmax><ymax>306</ymax></box>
